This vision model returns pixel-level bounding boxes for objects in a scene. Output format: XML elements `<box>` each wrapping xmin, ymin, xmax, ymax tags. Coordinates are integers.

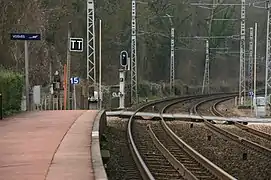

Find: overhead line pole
<box><xmin>202</xmin><ymin>39</ymin><xmax>210</xmax><ymax>94</ymax></box>
<box><xmin>203</xmin><ymin>0</ymin><xmax>216</xmax><ymax>94</ymax></box>
<box><xmin>87</xmin><ymin>0</ymin><xmax>96</xmax><ymax>100</ymax></box>
<box><xmin>131</xmin><ymin>0</ymin><xmax>138</xmax><ymax>104</ymax></box>
<box><xmin>191</xmin><ymin>1</ymin><xmax>247</xmax><ymax>104</ymax></box>
<box><xmin>239</xmin><ymin>0</ymin><xmax>246</xmax><ymax>105</ymax></box>
<box><xmin>248</xmin><ymin>27</ymin><xmax>254</xmax><ymax>102</ymax></box>
<box><xmin>99</xmin><ymin>19</ymin><xmax>102</xmax><ymax>110</ymax></box>
<box><xmin>170</xmin><ymin>27</ymin><xmax>175</xmax><ymax>96</ymax></box>
<box><xmin>254</xmin><ymin>22</ymin><xmax>258</xmax><ymax>117</ymax></box>
<box><xmin>265</xmin><ymin>0</ymin><xmax>271</xmax><ymax>115</ymax></box>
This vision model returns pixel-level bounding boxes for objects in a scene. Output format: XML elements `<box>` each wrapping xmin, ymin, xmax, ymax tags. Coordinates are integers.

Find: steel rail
<box><xmin>193</xmin><ymin>97</ymin><xmax>271</xmax><ymax>157</ymax></box>
<box><xmin>211</xmin><ymin>99</ymin><xmax>271</xmax><ymax>141</ymax></box>
<box><xmin>147</xmin><ymin>124</ymin><xmax>198</xmax><ymax>180</ymax></box>
<box><xmin>159</xmin><ymin>95</ymin><xmax>237</xmax><ymax>180</ymax></box>
<box><xmin>127</xmin><ymin>92</ymin><xmax>237</xmax><ymax>179</ymax></box>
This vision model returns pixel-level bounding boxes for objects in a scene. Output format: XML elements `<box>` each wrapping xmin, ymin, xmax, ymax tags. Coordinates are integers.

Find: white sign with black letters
<box><xmin>70</xmin><ymin>38</ymin><xmax>83</xmax><ymax>52</ymax></box>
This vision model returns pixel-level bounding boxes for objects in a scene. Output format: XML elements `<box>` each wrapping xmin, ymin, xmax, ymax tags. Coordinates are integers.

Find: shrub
<box><xmin>0</xmin><ymin>70</ymin><xmax>23</xmax><ymax>116</ymax></box>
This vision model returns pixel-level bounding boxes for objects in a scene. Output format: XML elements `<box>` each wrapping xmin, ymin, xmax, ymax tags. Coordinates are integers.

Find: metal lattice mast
<box><xmin>265</xmin><ymin>0</ymin><xmax>271</xmax><ymax>110</ymax></box>
<box><xmin>170</xmin><ymin>27</ymin><xmax>175</xmax><ymax>95</ymax></box>
<box><xmin>239</xmin><ymin>0</ymin><xmax>246</xmax><ymax>105</ymax></box>
<box><xmin>203</xmin><ymin>0</ymin><xmax>216</xmax><ymax>94</ymax></box>
<box><xmin>202</xmin><ymin>40</ymin><xmax>210</xmax><ymax>94</ymax></box>
<box><xmin>248</xmin><ymin>27</ymin><xmax>254</xmax><ymax>95</ymax></box>
<box><xmin>131</xmin><ymin>0</ymin><xmax>138</xmax><ymax>104</ymax></box>
<box><xmin>87</xmin><ymin>0</ymin><xmax>96</xmax><ymax>85</ymax></box>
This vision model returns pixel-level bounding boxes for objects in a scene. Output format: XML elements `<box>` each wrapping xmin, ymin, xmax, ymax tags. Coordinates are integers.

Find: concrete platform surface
<box><xmin>0</xmin><ymin>110</ymin><xmax>98</xmax><ymax>180</ymax></box>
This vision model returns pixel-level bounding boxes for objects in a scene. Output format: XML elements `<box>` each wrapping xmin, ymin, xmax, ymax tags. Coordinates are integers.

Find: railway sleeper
<box><xmin>148</xmin><ymin>167</ymin><xmax>178</xmax><ymax>173</ymax></box>
<box><xmin>157</xmin><ymin>177</ymin><xmax>184</xmax><ymax>180</ymax></box>
<box><xmin>148</xmin><ymin>164</ymin><xmax>176</xmax><ymax>169</ymax></box>
<box><xmin>152</xmin><ymin>172</ymin><xmax>184</xmax><ymax>179</ymax></box>
<box><xmin>144</xmin><ymin>157</ymin><xmax>168</xmax><ymax>163</ymax></box>
<box><xmin>143</xmin><ymin>153</ymin><xmax>166</xmax><ymax>158</ymax></box>
<box><xmin>152</xmin><ymin>126</ymin><xmax>218</xmax><ymax>179</ymax></box>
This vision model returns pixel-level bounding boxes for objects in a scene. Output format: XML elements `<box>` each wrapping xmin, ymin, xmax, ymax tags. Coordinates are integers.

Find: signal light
<box><xmin>120</xmin><ymin>51</ymin><xmax>128</xmax><ymax>67</ymax></box>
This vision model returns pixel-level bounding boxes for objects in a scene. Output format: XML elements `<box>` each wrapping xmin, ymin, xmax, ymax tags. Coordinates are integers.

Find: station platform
<box><xmin>0</xmin><ymin>110</ymin><xmax>107</xmax><ymax>180</ymax></box>
<box><xmin>106</xmin><ymin>111</ymin><xmax>271</xmax><ymax>123</ymax></box>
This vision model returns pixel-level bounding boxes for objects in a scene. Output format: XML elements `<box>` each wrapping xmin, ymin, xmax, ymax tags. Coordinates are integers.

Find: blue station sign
<box><xmin>10</xmin><ymin>33</ymin><xmax>41</xmax><ymax>40</ymax></box>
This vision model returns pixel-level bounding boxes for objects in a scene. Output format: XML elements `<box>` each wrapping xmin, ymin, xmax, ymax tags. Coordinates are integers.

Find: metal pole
<box><xmin>248</xmin><ymin>27</ymin><xmax>253</xmax><ymax>94</ymax></box>
<box><xmin>87</xmin><ymin>0</ymin><xmax>96</xmax><ymax>84</ymax></box>
<box><xmin>119</xmin><ymin>69</ymin><xmax>125</xmax><ymax>109</ymax></box>
<box><xmin>202</xmin><ymin>39</ymin><xmax>210</xmax><ymax>94</ymax></box>
<box><xmin>99</xmin><ymin>19</ymin><xmax>102</xmax><ymax>110</ymax></box>
<box><xmin>67</xmin><ymin>22</ymin><xmax>71</xmax><ymax>110</ymax></box>
<box><xmin>203</xmin><ymin>0</ymin><xmax>218</xmax><ymax>94</ymax></box>
<box><xmin>73</xmin><ymin>84</ymin><xmax>76</xmax><ymax>109</ymax></box>
<box><xmin>265</xmin><ymin>1</ymin><xmax>271</xmax><ymax>114</ymax></box>
<box><xmin>239</xmin><ymin>0</ymin><xmax>246</xmax><ymax>105</ymax></box>
<box><xmin>131</xmin><ymin>0</ymin><xmax>138</xmax><ymax>104</ymax></box>
<box><xmin>24</xmin><ymin>40</ymin><xmax>30</xmax><ymax>111</ymax></box>
<box><xmin>170</xmin><ymin>27</ymin><xmax>175</xmax><ymax>96</ymax></box>
<box><xmin>248</xmin><ymin>27</ymin><xmax>254</xmax><ymax>115</ymax></box>
<box><xmin>254</xmin><ymin>22</ymin><xmax>258</xmax><ymax>117</ymax></box>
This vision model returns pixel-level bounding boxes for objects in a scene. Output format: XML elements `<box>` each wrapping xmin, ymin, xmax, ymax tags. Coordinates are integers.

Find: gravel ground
<box><xmin>167</xmin><ymin>121</ymin><xmax>271</xmax><ymax>180</ymax></box>
<box><xmin>215</xmin><ymin>100</ymin><xmax>271</xmax><ymax>144</ymax></box>
<box><xmin>216</xmin><ymin>99</ymin><xmax>237</xmax><ymax>116</ymax></box>
<box><xmin>102</xmin><ymin>117</ymin><xmax>142</xmax><ymax>180</ymax></box>
<box><xmin>216</xmin><ymin>124</ymin><xmax>271</xmax><ymax>149</ymax></box>
<box><xmin>216</xmin><ymin>99</ymin><xmax>254</xmax><ymax>117</ymax></box>
<box><xmin>165</xmin><ymin>99</ymin><xmax>197</xmax><ymax>113</ymax></box>
<box><xmin>143</xmin><ymin>100</ymin><xmax>173</xmax><ymax>112</ymax></box>
<box><xmin>248</xmin><ymin>123</ymin><xmax>271</xmax><ymax>134</ymax></box>
<box><xmin>196</xmin><ymin>100</ymin><xmax>216</xmax><ymax>115</ymax></box>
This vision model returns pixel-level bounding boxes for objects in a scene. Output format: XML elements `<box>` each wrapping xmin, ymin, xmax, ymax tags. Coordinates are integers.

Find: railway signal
<box><xmin>53</xmin><ymin>71</ymin><xmax>61</xmax><ymax>91</ymax></box>
<box><xmin>120</xmin><ymin>50</ymin><xmax>128</xmax><ymax>67</ymax></box>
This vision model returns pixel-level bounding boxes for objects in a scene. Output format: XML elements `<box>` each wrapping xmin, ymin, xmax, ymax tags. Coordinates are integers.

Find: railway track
<box><xmin>127</xmin><ymin>93</ymin><xmax>237</xmax><ymax>180</ymax></box>
<box><xmin>161</xmin><ymin>95</ymin><xmax>271</xmax><ymax>179</ymax></box>
<box><xmin>133</xmin><ymin>121</ymin><xmax>184</xmax><ymax>180</ymax></box>
<box><xmin>192</xmin><ymin>96</ymin><xmax>271</xmax><ymax>157</ymax></box>
<box><xmin>211</xmin><ymin>99</ymin><xmax>271</xmax><ymax>148</ymax></box>
<box><xmin>212</xmin><ymin>99</ymin><xmax>271</xmax><ymax>140</ymax></box>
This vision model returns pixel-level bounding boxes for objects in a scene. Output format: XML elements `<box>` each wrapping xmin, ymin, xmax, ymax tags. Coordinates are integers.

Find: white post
<box><xmin>119</xmin><ymin>69</ymin><xmax>125</xmax><ymax>109</ymax></box>
<box><xmin>99</xmin><ymin>19</ymin><xmax>102</xmax><ymax>110</ymax></box>
<box><xmin>24</xmin><ymin>40</ymin><xmax>30</xmax><ymax>111</ymax></box>
<box><xmin>254</xmin><ymin>22</ymin><xmax>258</xmax><ymax>117</ymax></box>
<box><xmin>73</xmin><ymin>84</ymin><xmax>77</xmax><ymax>109</ymax></box>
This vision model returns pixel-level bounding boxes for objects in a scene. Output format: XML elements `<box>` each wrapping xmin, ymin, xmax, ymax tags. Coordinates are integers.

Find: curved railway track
<box><xmin>192</xmin><ymin>97</ymin><xmax>271</xmax><ymax>157</ymax></box>
<box><xmin>212</xmin><ymin>98</ymin><xmax>271</xmax><ymax>141</ymax></box>
<box><xmin>160</xmin><ymin>95</ymin><xmax>271</xmax><ymax>179</ymax></box>
<box><xmin>127</xmin><ymin>94</ymin><xmax>237</xmax><ymax>180</ymax></box>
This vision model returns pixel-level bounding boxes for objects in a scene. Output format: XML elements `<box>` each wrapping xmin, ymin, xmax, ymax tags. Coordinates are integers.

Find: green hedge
<box><xmin>0</xmin><ymin>70</ymin><xmax>23</xmax><ymax>116</ymax></box>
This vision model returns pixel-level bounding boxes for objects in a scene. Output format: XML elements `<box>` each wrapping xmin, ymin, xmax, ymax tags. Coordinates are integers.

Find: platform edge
<box><xmin>91</xmin><ymin>110</ymin><xmax>108</xmax><ymax>180</ymax></box>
